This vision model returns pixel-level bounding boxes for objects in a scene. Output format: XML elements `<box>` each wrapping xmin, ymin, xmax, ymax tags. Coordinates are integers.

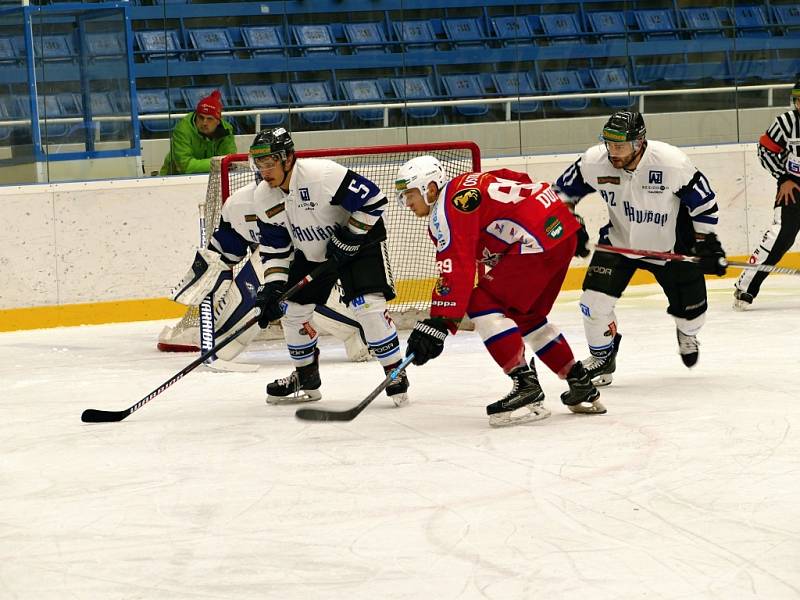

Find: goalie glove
<box><xmin>406</xmin><ymin>318</ymin><xmax>450</xmax><ymax>366</ymax></box>
<box><xmin>693</xmin><ymin>232</ymin><xmax>727</xmax><ymax>276</ymax></box>
<box><xmin>171</xmin><ymin>248</ymin><xmax>231</xmax><ymax>306</ymax></box>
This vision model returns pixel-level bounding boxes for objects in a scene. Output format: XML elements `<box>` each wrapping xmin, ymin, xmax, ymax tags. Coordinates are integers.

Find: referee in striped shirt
<box><xmin>734</xmin><ymin>79</ymin><xmax>800</xmax><ymax>309</ymax></box>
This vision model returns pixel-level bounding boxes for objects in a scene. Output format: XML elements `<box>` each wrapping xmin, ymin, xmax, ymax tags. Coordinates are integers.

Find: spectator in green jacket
<box><xmin>159</xmin><ymin>89</ymin><xmax>237</xmax><ymax>176</ymax></box>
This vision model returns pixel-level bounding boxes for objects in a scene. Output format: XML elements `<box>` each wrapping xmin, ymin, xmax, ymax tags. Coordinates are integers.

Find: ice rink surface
<box><xmin>2</xmin><ymin>278</ymin><xmax>799</xmax><ymax>600</ymax></box>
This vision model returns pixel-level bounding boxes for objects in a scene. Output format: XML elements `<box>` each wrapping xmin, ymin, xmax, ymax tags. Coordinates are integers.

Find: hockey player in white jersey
<box><xmin>170</xmin><ymin>161</ymin><xmax>370</xmax><ymax>366</ymax></box>
<box><xmin>554</xmin><ymin>111</ymin><xmax>727</xmax><ymax>385</ymax></box>
<box><xmin>249</xmin><ymin>128</ymin><xmax>409</xmax><ymax>406</ymax></box>
<box><xmin>734</xmin><ymin>78</ymin><xmax>800</xmax><ymax>310</ymax></box>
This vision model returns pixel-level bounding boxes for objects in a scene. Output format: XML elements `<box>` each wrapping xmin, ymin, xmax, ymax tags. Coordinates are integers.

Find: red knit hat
<box><xmin>196</xmin><ymin>90</ymin><xmax>222</xmax><ymax>120</ymax></box>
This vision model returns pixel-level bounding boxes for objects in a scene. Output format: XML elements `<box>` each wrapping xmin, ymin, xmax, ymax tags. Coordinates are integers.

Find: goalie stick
<box><xmin>80</xmin><ymin>263</ymin><xmax>333</xmax><ymax>423</ymax></box>
<box><xmin>295</xmin><ymin>353</ymin><xmax>415</xmax><ymax>423</ymax></box>
<box><xmin>594</xmin><ymin>244</ymin><xmax>800</xmax><ymax>276</ymax></box>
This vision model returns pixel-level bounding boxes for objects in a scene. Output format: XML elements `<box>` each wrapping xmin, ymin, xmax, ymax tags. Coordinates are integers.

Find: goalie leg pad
<box><xmin>312</xmin><ymin>302</ymin><xmax>370</xmax><ymax>362</ymax></box>
<box><xmin>282</xmin><ymin>301</ymin><xmax>319</xmax><ymax>367</ymax></box>
<box><xmin>208</xmin><ymin>256</ymin><xmax>262</xmax><ymax>361</ymax></box>
<box><xmin>171</xmin><ymin>248</ymin><xmax>232</xmax><ymax>306</ymax></box>
<box><xmin>348</xmin><ymin>294</ymin><xmax>401</xmax><ymax>368</ymax></box>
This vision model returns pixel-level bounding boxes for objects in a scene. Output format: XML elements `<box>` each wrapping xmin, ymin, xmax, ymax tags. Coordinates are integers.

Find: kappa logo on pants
<box><xmin>579</xmin><ymin>303</ymin><xmax>591</xmax><ymax>317</ymax></box>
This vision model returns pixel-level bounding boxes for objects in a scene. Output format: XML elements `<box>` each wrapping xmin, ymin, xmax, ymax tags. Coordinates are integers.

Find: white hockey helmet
<box><xmin>394</xmin><ymin>155</ymin><xmax>447</xmax><ymax>206</ymax></box>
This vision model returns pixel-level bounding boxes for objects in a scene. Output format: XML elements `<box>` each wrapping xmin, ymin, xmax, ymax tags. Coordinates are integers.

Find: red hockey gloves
<box><xmin>255</xmin><ymin>281</ymin><xmax>287</xmax><ymax>327</ymax></box>
<box><xmin>573</xmin><ymin>213</ymin><xmax>591</xmax><ymax>258</ymax></box>
<box><xmin>693</xmin><ymin>233</ymin><xmax>727</xmax><ymax>276</ymax></box>
<box><xmin>406</xmin><ymin>318</ymin><xmax>449</xmax><ymax>366</ymax></box>
<box><xmin>326</xmin><ymin>225</ymin><xmax>364</xmax><ymax>264</ymax></box>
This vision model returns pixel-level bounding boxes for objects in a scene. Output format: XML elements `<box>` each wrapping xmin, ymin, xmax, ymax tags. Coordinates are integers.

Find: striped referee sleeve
<box><xmin>758</xmin><ymin>111</ymin><xmax>795</xmax><ymax>180</ymax></box>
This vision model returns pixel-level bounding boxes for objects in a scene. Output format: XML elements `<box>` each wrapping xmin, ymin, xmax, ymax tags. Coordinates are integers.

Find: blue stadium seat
<box><xmin>442</xmin><ymin>18</ymin><xmax>486</xmax><ymax>48</ymax></box>
<box><xmin>441</xmin><ymin>74</ymin><xmax>488</xmax><ymax>117</ymax></box>
<box><xmin>540</xmin><ymin>14</ymin><xmax>584</xmax><ymax>45</ymax></box>
<box><xmin>26</xmin><ymin>94</ymin><xmax>70</xmax><ymax>138</ymax></box>
<box><xmin>29</xmin><ymin>34</ymin><xmax>73</xmax><ymax>63</ymax></box>
<box><xmin>292</xmin><ymin>24</ymin><xmax>335</xmax><ymax>55</ymax></box>
<box><xmin>772</xmin><ymin>5</ymin><xmax>800</xmax><ymax>36</ymax></box>
<box><xmin>0</xmin><ymin>36</ymin><xmax>15</xmax><ymax>64</ymax></box>
<box><xmin>683</xmin><ymin>58</ymin><xmax>731</xmax><ymax>84</ymax></box>
<box><xmin>84</xmin><ymin>32</ymin><xmax>126</xmax><ymax>61</ymax></box>
<box><xmin>590</xmin><ymin>67</ymin><xmax>636</xmax><ymax>109</ymax></box>
<box><xmin>181</xmin><ymin>86</ymin><xmax>226</xmax><ymax>113</ymax></box>
<box><xmin>136</xmin><ymin>89</ymin><xmax>177</xmax><ymax>133</ymax></box>
<box><xmin>393</xmin><ymin>20</ymin><xmax>437</xmax><ymax>52</ymax></box>
<box><xmin>769</xmin><ymin>57</ymin><xmax>800</xmax><ymax>80</ymax></box>
<box><xmin>634</xmin><ymin>9</ymin><xmax>679</xmax><ymax>40</ymax></box>
<box><xmin>135</xmin><ymin>30</ymin><xmax>182</xmax><ymax>61</ymax></box>
<box><xmin>289</xmin><ymin>81</ymin><xmax>338</xmax><ymax>126</ymax></box>
<box><xmin>390</xmin><ymin>76</ymin><xmax>439</xmax><ymax>120</ymax></box>
<box><xmin>490</xmin><ymin>16</ymin><xmax>534</xmax><ymax>46</ymax></box>
<box><xmin>586</xmin><ymin>11</ymin><xmax>628</xmax><ymax>40</ymax></box>
<box><xmin>541</xmin><ymin>70</ymin><xmax>589</xmax><ymax>111</ymax></box>
<box><xmin>631</xmin><ymin>56</ymin><xmax>687</xmax><ymax>86</ymax></box>
<box><xmin>491</xmin><ymin>71</ymin><xmax>540</xmax><ymax>115</ymax></box>
<box><xmin>340</xmin><ymin>79</ymin><xmax>385</xmax><ymax>122</ymax></box>
<box><xmin>730</xmin><ymin>6</ymin><xmax>772</xmax><ymax>38</ymax></box>
<box><xmin>680</xmin><ymin>7</ymin><xmax>725</xmax><ymax>39</ymax></box>
<box><xmin>241</xmin><ymin>26</ymin><xmax>284</xmax><ymax>57</ymax></box>
<box><xmin>189</xmin><ymin>28</ymin><xmax>235</xmax><ymax>60</ymax></box>
<box><xmin>343</xmin><ymin>22</ymin><xmax>388</xmax><ymax>54</ymax></box>
<box><xmin>235</xmin><ymin>84</ymin><xmax>285</xmax><ymax>128</ymax></box>
<box><xmin>730</xmin><ymin>54</ymin><xmax>772</xmax><ymax>82</ymax></box>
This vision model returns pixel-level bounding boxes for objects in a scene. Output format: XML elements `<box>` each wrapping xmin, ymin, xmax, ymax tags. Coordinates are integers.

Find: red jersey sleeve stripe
<box><xmin>759</xmin><ymin>133</ymin><xmax>784</xmax><ymax>154</ymax></box>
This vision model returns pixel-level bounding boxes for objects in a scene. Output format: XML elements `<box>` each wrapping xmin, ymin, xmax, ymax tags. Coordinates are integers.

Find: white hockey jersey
<box><xmin>555</xmin><ymin>140</ymin><xmax>719</xmax><ymax>258</ymax></box>
<box><xmin>256</xmin><ymin>157</ymin><xmax>388</xmax><ymax>283</ymax></box>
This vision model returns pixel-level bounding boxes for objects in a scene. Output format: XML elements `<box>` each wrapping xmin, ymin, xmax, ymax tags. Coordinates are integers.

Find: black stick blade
<box><xmin>295</xmin><ymin>407</ymin><xmax>358</xmax><ymax>422</ymax></box>
<box><xmin>81</xmin><ymin>409</ymin><xmax>129</xmax><ymax>423</ymax></box>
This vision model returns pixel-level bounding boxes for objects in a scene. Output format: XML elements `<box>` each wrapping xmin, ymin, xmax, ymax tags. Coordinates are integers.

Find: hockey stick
<box><xmin>594</xmin><ymin>244</ymin><xmax>800</xmax><ymax>276</ymax></box>
<box><xmin>80</xmin><ymin>263</ymin><xmax>334</xmax><ymax>423</ymax></box>
<box><xmin>295</xmin><ymin>353</ymin><xmax>415</xmax><ymax>423</ymax></box>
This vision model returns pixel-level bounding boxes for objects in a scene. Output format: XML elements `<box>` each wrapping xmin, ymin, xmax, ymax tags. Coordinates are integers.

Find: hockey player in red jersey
<box><xmin>395</xmin><ymin>156</ymin><xmax>605</xmax><ymax>427</ymax></box>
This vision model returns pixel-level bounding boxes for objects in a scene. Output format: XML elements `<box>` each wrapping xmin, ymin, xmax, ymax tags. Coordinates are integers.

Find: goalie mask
<box><xmin>394</xmin><ymin>155</ymin><xmax>448</xmax><ymax>207</ymax></box>
<box><xmin>601</xmin><ymin>111</ymin><xmax>646</xmax><ymax>170</ymax></box>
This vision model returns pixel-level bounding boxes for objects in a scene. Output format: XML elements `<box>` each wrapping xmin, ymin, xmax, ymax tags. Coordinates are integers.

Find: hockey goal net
<box><xmin>158</xmin><ymin>141</ymin><xmax>481</xmax><ymax>352</ymax></box>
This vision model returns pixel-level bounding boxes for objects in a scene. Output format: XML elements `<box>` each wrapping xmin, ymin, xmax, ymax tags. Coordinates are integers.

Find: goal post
<box><xmin>158</xmin><ymin>141</ymin><xmax>481</xmax><ymax>352</ymax></box>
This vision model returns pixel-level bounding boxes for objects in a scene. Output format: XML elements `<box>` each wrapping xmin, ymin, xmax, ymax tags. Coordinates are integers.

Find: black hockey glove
<box><xmin>326</xmin><ymin>225</ymin><xmax>364</xmax><ymax>265</ymax></box>
<box><xmin>693</xmin><ymin>233</ymin><xmax>727</xmax><ymax>276</ymax></box>
<box><xmin>406</xmin><ymin>318</ymin><xmax>450</xmax><ymax>366</ymax></box>
<box><xmin>255</xmin><ymin>281</ymin><xmax>287</xmax><ymax>328</ymax></box>
<box><xmin>573</xmin><ymin>213</ymin><xmax>591</xmax><ymax>258</ymax></box>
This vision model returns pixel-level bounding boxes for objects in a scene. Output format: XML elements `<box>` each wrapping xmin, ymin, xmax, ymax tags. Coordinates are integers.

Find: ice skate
<box><xmin>733</xmin><ymin>288</ymin><xmax>753</xmax><ymax>311</ymax></box>
<box><xmin>266</xmin><ymin>350</ymin><xmax>322</xmax><ymax>404</ymax></box>
<box><xmin>383</xmin><ymin>361</ymin><xmax>410</xmax><ymax>407</ymax></box>
<box><xmin>583</xmin><ymin>333</ymin><xmax>621</xmax><ymax>387</ymax></box>
<box><xmin>560</xmin><ymin>361</ymin><xmax>606</xmax><ymax>415</ymax></box>
<box><xmin>676</xmin><ymin>329</ymin><xmax>699</xmax><ymax>368</ymax></box>
<box><xmin>486</xmin><ymin>367</ymin><xmax>549</xmax><ymax>427</ymax></box>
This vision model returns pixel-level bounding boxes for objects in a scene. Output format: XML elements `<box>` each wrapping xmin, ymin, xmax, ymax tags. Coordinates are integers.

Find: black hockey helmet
<box><xmin>792</xmin><ymin>76</ymin><xmax>800</xmax><ymax>100</ymax></box>
<box><xmin>601</xmin><ymin>111</ymin><xmax>646</xmax><ymax>143</ymax></box>
<box><xmin>250</xmin><ymin>127</ymin><xmax>294</xmax><ymax>161</ymax></box>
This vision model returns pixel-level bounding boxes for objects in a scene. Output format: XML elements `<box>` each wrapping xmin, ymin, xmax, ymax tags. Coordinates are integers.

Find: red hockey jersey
<box><xmin>427</xmin><ymin>168</ymin><xmax>579</xmax><ymax>325</ymax></box>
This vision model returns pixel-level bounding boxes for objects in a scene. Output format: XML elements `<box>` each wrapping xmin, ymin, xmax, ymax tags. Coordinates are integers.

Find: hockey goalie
<box><xmin>163</xmin><ymin>166</ymin><xmax>370</xmax><ymax>369</ymax></box>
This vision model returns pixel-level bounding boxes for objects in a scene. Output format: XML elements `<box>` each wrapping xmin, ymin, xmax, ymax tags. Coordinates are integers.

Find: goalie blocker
<box><xmin>164</xmin><ymin>249</ymin><xmax>370</xmax><ymax>363</ymax></box>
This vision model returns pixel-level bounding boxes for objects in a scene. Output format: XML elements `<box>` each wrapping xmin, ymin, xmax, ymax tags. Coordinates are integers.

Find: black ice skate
<box><xmin>560</xmin><ymin>361</ymin><xmax>606</xmax><ymax>415</ymax></box>
<box><xmin>582</xmin><ymin>333</ymin><xmax>622</xmax><ymax>387</ymax></box>
<box><xmin>676</xmin><ymin>329</ymin><xmax>699</xmax><ymax>368</ymax></box>
<box><xmin>383</xmin><ymin>361</ymin><xmax>410</xmax><ymax>407</ymax></box>
<box><xmin>486</xmin><ymin>367</ymin><xmax>549</xmax><ymax>427</ymax></box>
<box><xmin>266</xmin><ymin>350</ymin><xmax>322</xmax><ymax>404</ymax></box>
<box><xmin>733</xmin><ymin>288</ymin><xmax>753</xmax><ymax>311</ymax></box>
